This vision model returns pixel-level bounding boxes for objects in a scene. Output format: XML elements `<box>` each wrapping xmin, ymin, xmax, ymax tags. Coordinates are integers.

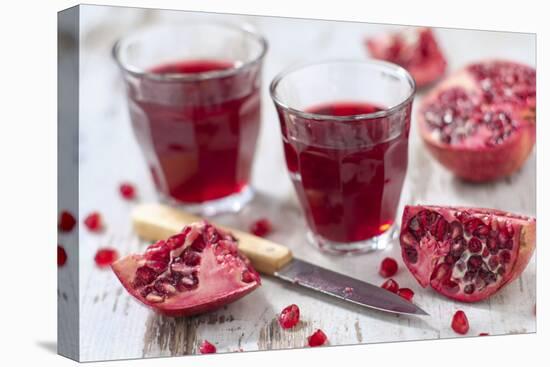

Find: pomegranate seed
<box><xmin>58</xmin><ymin>211</ymin><xmax>76</xmax><ymax>232</ymax></box>
<box><xmin>249</xmin><ymin>218</ymin><xmax>273</xmax><ymax>237</ymax></box>
<box><xmin>479</xmin><ymin>333</ymin><xmax>489</xmax><ymax>336</ymax></box>
<box><xmin>381</xmin><ymin>279</ymin><xmax>399</xmax><ymax>293</ymax></box>
<box><xmin>397</xmin><ymin>288</ymin><xmax>414</xmax><ymax>301</ymax></box>
<box><xmin>58</xmin><ymin>245</ymin><xmax>67</xmax><ymax>267</ymax></box>
<box><xmin>451</xmin><ymin>310</ymin><xmax>470</xmax><ymax>335</ymax></box>
<box><xmin>119</xmin><ymin>182</ymin><xmax>137</xmax><ymax>200</ymax></box>
<box><xmin>94</xmin><ymin>248</ymin><xmax>119</xmax><ymax>268</ymax></box>
<box><xmin>199</xmin><ymin>340</ymin><xmax>216</xmax><ymax>354</ymax></box>
<box><xmin>308</xmin><ymin>329</ymin><xmax>328</xmax><ymax>347</ymax></box>
<box><xmin>278</xmin><ymin>304</ymin><xmax>300</xmax><ymax>329</ymax></box>
<box><xmin>379</xmin><ymin>257</ymin><xmax>398</xmax><ymax>278</ymax></box>
<box><xmin>84</xmin><ymin>212</ymin><xmax>103</xmax><ymax>232</ymax></box>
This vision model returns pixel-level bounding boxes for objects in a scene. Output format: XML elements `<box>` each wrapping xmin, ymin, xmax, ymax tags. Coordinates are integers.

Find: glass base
<box><xmin>307</xmin><ymin>224</ymin><xmax>398</xmax><ymax>255</ymax></box>
<box><xmin>161</xmin><ymin>186</ymin><xmax>254</xmax><ymax>217</ymax></box>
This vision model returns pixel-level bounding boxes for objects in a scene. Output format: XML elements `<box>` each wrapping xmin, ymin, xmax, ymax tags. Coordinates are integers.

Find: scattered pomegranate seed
<box><xmin>379</xmin><ymin>257</ymin><xmax>398</xmax><ymax>278</ymax></box>
<box><xmin>58</xmin><ymin>211</ymin><xmax>76</xmax><ymax>232</ymax></box>
<box><xmin>199</xmin><ymin>340</ymin><xmax>217</xmax><ymax>354</ymax></box>
<box><xmin>397</xmin><ymin>288</ymin><xmax>414</xmax><ymax>301</ymax></box>
<box><xmin>58</xmin><ymin>245</ymin><xmax>67</xmax><ymax>267</ymax></box>
<box><xmin>451</xmin><ymin>310</ymin><xmax>470</xmax><ymax>335</ymax></box>
<box><xmin>308</xmin><ymin>329</ymin><xmax>328</xmax><ymax>347</ymax></box>
<box><xmin>278</xmin><ymin>304</ymin><xmax>300</xmax><ymax>329</ymax></box>
<box><xmin>381</xmin><ymin>279</ymin><xmax>399</xmax><ymax>293</ymax></box>
<box><xmin>84</xmin><ymin>212</ymin><xmax>103</xmax><ymax>232</ymax></box>
<box><xmin>249</xmin><ymin>218</ymin><xmax>273</xmax><ymax>237</ymax></box>
<box><xmin>343</xmin><ymin>286</ymin><xmax>354</xmax><ymax>296</ymax></box>
<box><xmin>94</xmin><ymin>248</ymin><xmax>119</xmax><ymax>268</ymax></box>
<box><xmin>119</xmin><ymin>182</ymin><xmax>137</xmax><ymax>200</ymax></box>
<box><xmin>479</xmin><ymin>333</ymin><xmax>489</xmax><ymax>336</ymax></box>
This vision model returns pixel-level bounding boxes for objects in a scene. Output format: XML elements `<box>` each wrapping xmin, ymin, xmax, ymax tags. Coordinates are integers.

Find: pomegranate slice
<box><xmin>418</xmin><ymin>60</ymin><xmax>536</xmax><ymax>181</ymax></box>
<box><xmin>366</xmin><ymin>27</ymin><xmax>447</xmax><ymax>88</ymax></box>
<box><xmin>400</xmin><ymin>205</ymin><xmax>535</xmax><ymax>302</ymax></box>
<box><xmin>111</xmin><ymin>222</ymin><xmax>261</xmax><ymax>317</ymax></box>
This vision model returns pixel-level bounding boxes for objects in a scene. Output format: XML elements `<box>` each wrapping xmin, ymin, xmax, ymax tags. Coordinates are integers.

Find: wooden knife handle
<box><xmin>131</xmin><ymin>203</ymin><xmax>293</xmax><ymax>275</ymax></box>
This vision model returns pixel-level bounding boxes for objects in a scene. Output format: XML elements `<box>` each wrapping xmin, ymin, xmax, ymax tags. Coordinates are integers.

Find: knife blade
<box><xmin>131</xmin><ymin>203</ymin><xmax>429</xmax><ymax>316</ymax></box>
<box><xmin>275</xmin><ymin>259</ymin><xmax>427</xmax><ymax>315</ymax></box>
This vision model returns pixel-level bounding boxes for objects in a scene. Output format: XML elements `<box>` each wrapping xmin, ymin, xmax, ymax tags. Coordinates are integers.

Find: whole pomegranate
<box><xmin>112</xmin><ymin>221</ymin><xmax>261</xmax><ymax>316</ymax></box>
<box><xmin>418</xmin><ymin>60</ymin><xmax>536</xmax><ymax>182</ymax></box>
<box><xmin>366</xmin><ymin>27</ymin><xmax>447</xmax><ymax>88</ymax></box>
<box><xmin>399</xmin><ymin>205</ymin><xmax>535</xmax><ymax>302</ymax></box>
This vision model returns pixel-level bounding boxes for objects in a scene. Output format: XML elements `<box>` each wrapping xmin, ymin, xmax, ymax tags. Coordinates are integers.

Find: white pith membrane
<box><xmin>421</xmin><ymin>61</ymin><xmax>536</xmax><ymax>148</ymax></box>
<box><xmin>112</xmin><ymin>222</ymin><xmax>260</xmax><ymax>313</ymax></box>
<box><xmin>400</xmin><ymin>206</ymin><xmax>533</xmax><ymax>299</ymax></box>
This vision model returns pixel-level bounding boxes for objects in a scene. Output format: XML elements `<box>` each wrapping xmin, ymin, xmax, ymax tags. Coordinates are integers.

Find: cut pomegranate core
<box><xmin>84</xmin><ymin>212</ymin><xmax>103</xmax><ymax>232</ymax></box>
<box><xmin>278</xmin><ymin>304</ymin><xmax>300</xmax><ymax>329</ymax></box>
<box><xmin>94</xmin><ymin>248</ymin><xmax>119</xmax><ymax>268</ymax></box>
<box><xmin>111</xmin><ymin>222</ymin><xmax>261</xmax><ymax>317</ymax></box>
<box><xmin>418</xmin><ymin>60</ymin><xmax>536</xmax><ymax>182</ymax></box>
<box><xmin>397</xmin><ymin>288</ymin><xmax>414</xmax><ymax>301</ymax></box>
<box><xmin>58</xmin><ymin>211</ymin><xmax>76</xmax><ymax>232</ymax></box>
<box><xmin>119</xmin><ymin>182</ymin><xmax>137</xmax><ymax>200</ymax></box>
<box><xmin>451</xmin><ymin>310</ymin><xmax>469</xmax><ymax>335</ymax></box>
<box><xmin>379</xmin><ymin>257</ymin><xmax>399</xmax><ymax>278</ymax></box>
<box><xmin>399</xmin><ymin>205</ymin><xmax>535</xmax><ymax>302</ymax></box>
<box><xmin>366</xmin><ymin>27</ymin><xmax>447</xmax><ymax>87</ymax></box>
<box><xmin>58</xmin><ymin>245</ymin><xmax>67</xmax><ymax>267</ymax></box>
<box><xmin>249</xmin><ymin>218</ymin><xmax>273</xmax><ymax>237</ymax></box>
<box><xmin>381</xmin><ymin>279</ymin><xmax>399</xmax><ymax>293</ymax></box>
<box><xmin>308</xmin><ymin>329</ymin><xmax>328</xmax><ymax>347</ymax></box>
<box><xmin>199</xmin><ymin>340</ymin><xmax>216</xmax><ymax>354</ymax></box>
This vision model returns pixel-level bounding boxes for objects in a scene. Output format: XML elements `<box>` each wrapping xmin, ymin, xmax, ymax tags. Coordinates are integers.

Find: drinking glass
<box><xmin>270</xmin><ymin>60</ymin><xmax>415</xmax><ymax>254</ymax></box>
<box><xmin>113</xmin><ymin>23</ymin><xmax>268</xmax><ymax>215</ymax></box>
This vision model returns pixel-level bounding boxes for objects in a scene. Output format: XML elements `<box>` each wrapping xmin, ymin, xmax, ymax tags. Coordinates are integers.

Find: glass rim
<box><xmin>269</xmin><ymin>59</ymin><xmax>416</xmax><ymax>121</ymax></box>
<box><xmin>112</xmin><ymin>21</ymin><xmax>268</xmax><ymax>82</ymax></box>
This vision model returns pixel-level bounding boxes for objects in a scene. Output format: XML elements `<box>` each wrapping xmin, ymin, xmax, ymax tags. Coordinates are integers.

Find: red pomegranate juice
<box><xmin>281</xmin><ymin>102</ymin><xmax>409</xmax><ymax>243</ymax></box>
<box><xmin>128</xmin><ymin>59</ymin><xmax>261</xmax><ymax>203</ymax></box>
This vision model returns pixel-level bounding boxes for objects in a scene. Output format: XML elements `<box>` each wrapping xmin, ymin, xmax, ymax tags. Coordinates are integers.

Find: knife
<box><xmin>131</xmin><ymin>203</ymin><xmax>428</xmax><ymax>316</ymax></box>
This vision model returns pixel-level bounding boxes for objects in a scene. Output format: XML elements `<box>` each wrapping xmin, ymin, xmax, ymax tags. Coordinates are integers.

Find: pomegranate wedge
<box><xmin>399</xmin><ymin>205</ymin><xmax>535</xmax><ymax>302</ymax></box>
<box><xmin>112</xmin><ymin>222</ymin><xmax>261</xmax><ymax>316</ymax></box>
<box><xmin>418</xmin><ymin>60</ymin><xmax>536</xmax><ymax>182</ymax></box>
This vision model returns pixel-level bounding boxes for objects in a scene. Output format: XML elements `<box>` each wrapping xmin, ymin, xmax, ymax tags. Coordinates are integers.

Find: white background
<box><xmin>0</xmin><ymin>0</ymin><xmax>547</xmax><ymax>366</ymax></box>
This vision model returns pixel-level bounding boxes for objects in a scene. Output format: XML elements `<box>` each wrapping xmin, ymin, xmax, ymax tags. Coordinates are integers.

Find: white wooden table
<box><xmin>60</xmin><ymin>5</ymin><xmax>536</xmax><ymax>361</ymax></box>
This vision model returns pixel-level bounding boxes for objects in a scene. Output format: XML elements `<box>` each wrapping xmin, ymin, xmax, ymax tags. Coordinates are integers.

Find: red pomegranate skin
<box><xmin>418</xmin><ymin>60</ymin><xmax>536</xmax><ymax>182</ymax></box>
<box><xmin>111</xmin><ymin>221</ymin><xmax>261</xmax><ymax>317</ymax></box>
<box><xmin>399</xmin><ymin>205</ymin><xmax>535</xmax><ymax>302</ymax></box>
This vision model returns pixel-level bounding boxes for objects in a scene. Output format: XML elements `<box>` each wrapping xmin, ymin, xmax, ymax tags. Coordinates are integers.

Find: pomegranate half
<box><xmin>418</xmin><ymin>60</ymin><xmax>536</xmax><ymax>182</ymax></box>
<box><xmin>366</xmin><ymin>27</ymin><xmax>447</xmax><ymax>88</ymax></box>
<box><xmin>112</xmin><ymin>221</ymin><xmax>261</xmax><ymax>316</ymax></box>
<box><xmin>399</xmin><ymin>205</ymin><xmax>535</xmax><ymax>302</ymax></box>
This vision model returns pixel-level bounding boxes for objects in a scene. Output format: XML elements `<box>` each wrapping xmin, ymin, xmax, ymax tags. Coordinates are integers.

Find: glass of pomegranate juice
<box><xmin>270</xmin><ymin>60</ymin><xmax>415</xmax><ymax>254</ymax></box>
<box><xmin>113</xmin><ymin>23</ymin><xmax>267</xmax><ymax>215</ymax></box>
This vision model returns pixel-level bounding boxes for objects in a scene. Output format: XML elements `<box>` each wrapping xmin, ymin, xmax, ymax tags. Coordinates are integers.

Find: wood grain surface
<box><xmin>59</xmin><ymin>5</ymin><xmax>536</xmax><ymax>361</ymax></box>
